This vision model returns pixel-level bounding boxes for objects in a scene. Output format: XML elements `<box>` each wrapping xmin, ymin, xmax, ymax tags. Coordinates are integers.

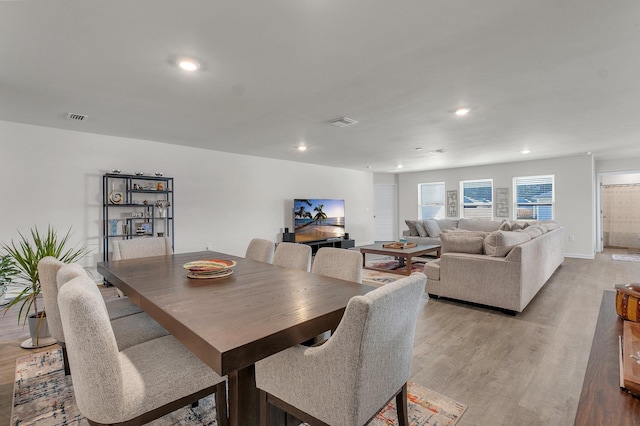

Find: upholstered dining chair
<box><xmin>111</xmin><ymin>236</ymin><xmax>173</xmax><ymax>296</ymax></box>
<box><xmin>38</xmin><ymin>257</ymin><xmax>166</xmax><ymax>376</ymax></box>
<box><xmin>58</xmin><ymin>271</ymin><xmax>228</xmax><ymax>426</ymax></box>
<box><xmin>272</xmin><ymin>242</ymin><xmax>312</xmax><ymax>272</ymax></box>
<box><xmin>111</xmin><ymin>236</ymin><xmax>173</xmax><ymax>261</ymax></box>
<box><xmin>311</xmin><ymin>247</ymin><xmax>363</xmax><ymax>283</ymax></box>
<box><xmin>255</xmin><ymin>272</ymin><xmax>427</xmax><ymax>426</ymax></box>
<box><xmin>245</xmin><ymin>238</ymin><xmax>275</xmax><ymax>263</ymax></box>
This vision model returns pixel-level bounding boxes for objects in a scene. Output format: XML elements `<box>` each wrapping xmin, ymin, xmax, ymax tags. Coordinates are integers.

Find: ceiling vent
<box><xmin>67</xmin><ymin>112</ymin><xmax>88</xmax><ymax>121</ymax></box>
<box><xmin>329</xmin><ymin>117</ymin><xmax>358</xmax><ymax>127</ymax></box>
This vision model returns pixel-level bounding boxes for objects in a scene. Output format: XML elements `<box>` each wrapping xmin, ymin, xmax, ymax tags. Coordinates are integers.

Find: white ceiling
<box><xmin>1</xmin><ymin>0</ymin><xmax>639</xmax><ymax>173</ymax></box>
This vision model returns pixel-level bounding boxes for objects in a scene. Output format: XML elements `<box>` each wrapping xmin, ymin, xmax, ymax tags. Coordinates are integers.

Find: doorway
<box><xmin>374</xmin><ymin>184</ymin><xmax>397</xmax><ymax>242</ymax></box>
<box><xmin>597</xmin><ymin>171</ymin><xmax>640</xmax><ymax>252</ymax></box>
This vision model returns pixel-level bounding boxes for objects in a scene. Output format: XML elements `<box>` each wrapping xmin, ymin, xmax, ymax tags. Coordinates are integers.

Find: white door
<box><xmin>374</xmin><ymin>184</ymin><xmax>396</xmax><ymax>241</ymax></box>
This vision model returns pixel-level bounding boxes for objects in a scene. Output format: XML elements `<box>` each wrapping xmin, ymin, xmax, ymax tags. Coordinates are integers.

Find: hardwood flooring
<box><xmin>0</xmin><ymin>250</ymin><xmax>637</xmax><ymax>425</ymax></box>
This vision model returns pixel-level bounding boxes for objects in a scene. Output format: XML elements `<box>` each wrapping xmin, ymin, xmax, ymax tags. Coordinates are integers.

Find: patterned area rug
<box><xmin>362</xmin><ymin>256</ymin><xmax>429</xmax><ymax>285</ymax></box>
<box><xmin>12</xmin><ymin>349</ymin><xmax>466</xmax><ymax>426</ymax></box>
<box><xmin>612</xmin><ymin>254</ymin><xmax>640</xmax><ymax>262</ymax></box>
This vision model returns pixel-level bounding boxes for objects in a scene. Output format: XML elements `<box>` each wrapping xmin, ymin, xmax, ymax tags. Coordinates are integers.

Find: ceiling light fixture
<box><xmin>521</xmin><ymin>149</ymin><xmax>531</xmax><ymax>154</ymax></box>
<box><xmin>415</xmin><ymin>147</ymin><xmax>423</xmax><ymax>151</ymax></box>
<box><xmin>397</xmin><ymin>164</ymin><xmax>404</xmax><ymax>169</ymax></box>
<box><xmin>177</xmin><ymin>57</ymin><xmax>201</xmax><ymax>71</ymax></box>
<box><xmin>455</xmin><ymin>107</ymin><xmax>471</xmax><ymax>116</ymax></box>
<box><xmin>297</xmin><ymin>145</ymin><xmax>307</xmax><ymax>152</ymax></box>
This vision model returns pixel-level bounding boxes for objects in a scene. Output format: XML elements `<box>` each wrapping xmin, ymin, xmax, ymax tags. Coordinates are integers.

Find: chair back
<box><xmin>58</xmin><ymin>272</ymin><xmax>124</xmax><ymax>422</ymax></box>
<box><xmin>38</xmin><ymin>258</ymin><xmax>91</xmax><ymax>344</ymax></box>
<box><xmin>37</xmin><ymin>257</ymin><xmax>66</xmax><ymax>343</ymax></box>
<box><xmin>111</xmin><ymin>237</ymin><xmax>173</xmax><ymax>260</ymax></box>
<box><xmin>273</xmin><ymin>242</ymin><xmax>312</xmax><ymax>272</ymax></box>
<box><xmin>245</xmin><ymin>238</ymin><xmax>275</xmax><ymax>263</ymax></box>
<box><xmin>311</xmin><ymin>247</ymin><xmax>362</xmax><ymax>283</ymax></box>
<box><xmin>327</xmin><ymin>272</ymin><xmax>426</xmax><ymax>424</ymax></box>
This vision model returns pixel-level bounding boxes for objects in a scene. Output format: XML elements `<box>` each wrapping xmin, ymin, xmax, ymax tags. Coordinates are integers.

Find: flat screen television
<box><xmin>293</xmin><ymin>199</ymin><xmax>345</xmax><ymax>243</ymax></box>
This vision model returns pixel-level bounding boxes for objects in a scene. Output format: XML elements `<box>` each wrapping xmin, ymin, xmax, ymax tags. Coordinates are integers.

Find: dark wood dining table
<box><xmin>97</xmin><ymin>250</ymin><xmax>375</xmax><ymax>426</ymax></box>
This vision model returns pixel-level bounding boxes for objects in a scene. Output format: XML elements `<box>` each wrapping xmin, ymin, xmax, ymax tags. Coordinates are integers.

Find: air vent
<box><xmin>67</xmin><ymin>113</ymin><xmax>88</xmax><ymax>121</ymax></box>
<box><xmin>329</xmin><ymin>117</ymin><xmax>358</xmax><ymax>127</ymax></box>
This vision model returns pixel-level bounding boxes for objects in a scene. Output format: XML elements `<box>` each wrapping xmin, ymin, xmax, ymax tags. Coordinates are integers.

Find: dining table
<box><xmin>97</xmin><ymin>250</ymin><xmax>375</xmax><ymax>426</ymax></box>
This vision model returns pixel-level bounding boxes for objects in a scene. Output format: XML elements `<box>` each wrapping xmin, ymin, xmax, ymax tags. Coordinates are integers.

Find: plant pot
<box><xmin>20</xmin><ymin>312</ymin><xmax>56</xmax><ymax>349</ymax></box>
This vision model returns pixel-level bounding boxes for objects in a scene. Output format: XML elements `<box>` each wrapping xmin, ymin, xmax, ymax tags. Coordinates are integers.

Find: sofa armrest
<box><xmin>402</xmin><ymin>230</ymin><xmax>410</xmax><ymax>236</ymax></box>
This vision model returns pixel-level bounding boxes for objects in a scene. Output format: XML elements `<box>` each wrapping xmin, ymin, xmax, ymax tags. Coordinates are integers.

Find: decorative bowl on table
<box><xmin>183</xmin><ymin>259</ymin><xmax>237</xmax><ymax>279</ymax></box>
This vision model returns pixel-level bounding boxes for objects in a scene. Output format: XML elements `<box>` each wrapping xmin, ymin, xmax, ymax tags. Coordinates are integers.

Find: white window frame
<box><xmin>513</xmin><ymin>175</ymin><xmax>555</xmax><ymax>221</ymax></box>
<box><xmin>460</xmin><ymin>179</ymin><xmax>494</xmax><ymax>220</ymax></box>
<box><xmin>418</xmin><ymin>182</ymin><xmax>445</xmax><ymax>219</ymax></box>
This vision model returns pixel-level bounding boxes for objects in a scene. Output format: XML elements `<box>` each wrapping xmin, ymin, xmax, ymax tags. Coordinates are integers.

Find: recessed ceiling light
<box><xmin>455</xmin><ymin>107</ymin><xmax>471</xmax><ymax>116</ymax></box>
<box><xmin>397</xmin><ymin>164</ymin><xmax>404</xmax><ymax>169</ymax></box>
<box><xmin>415</xmin><ymin>147</ymin><xmax>423</xmax><ymax>151</ymax></box>
<box><xmin>584</xmin><ymin>151</ymin><xmax>592</xmax><ymax>155</ymax></box>
<box><xmin>521</xmin><ymin>149</ymin><xmax>531</xmax><ymax>154</ymax></box>
<box><xmin>297</xmin><ymin>145</ymin><xmax>307</xmax><ymax>152</ymax></box>
<box><xmin>177</xmin><ymin>57</ymin><xmax>201</xmax><ymax>71</ymax></box>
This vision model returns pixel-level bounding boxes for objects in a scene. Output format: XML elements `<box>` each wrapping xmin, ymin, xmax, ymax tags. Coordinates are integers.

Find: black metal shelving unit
<box><xmin>102</xmin><ymin>173</ymin><xmax>174</xmax><ymax>263</ymax></box>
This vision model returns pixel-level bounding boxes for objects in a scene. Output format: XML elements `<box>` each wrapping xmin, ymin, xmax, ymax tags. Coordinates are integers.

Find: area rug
<box><xmin>362</xmin><ymin>256</ymin><xmax>428</xmax><ymax>285</ymax></box>
<box><xmin>12</xmin><ymin>349</ymin><xmax>466</xmax><ymax>426</ymax></box>
<box><xmin>612</xmin><ymin>254</ymin><xmax>640</xmax><ymax>262</ymax></box>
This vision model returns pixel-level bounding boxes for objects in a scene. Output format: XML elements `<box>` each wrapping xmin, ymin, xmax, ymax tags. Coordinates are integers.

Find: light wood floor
<box><xmin>0</xmin><ymin>250</ymin><xmax>638</xmax><ymax>425</ymax></box>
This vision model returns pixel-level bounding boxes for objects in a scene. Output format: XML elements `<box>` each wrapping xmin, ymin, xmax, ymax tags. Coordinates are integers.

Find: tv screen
<box><xmin>293</xmin><ymin>199</ymin><xmax>345</xmax><ymax>243</ymax></box>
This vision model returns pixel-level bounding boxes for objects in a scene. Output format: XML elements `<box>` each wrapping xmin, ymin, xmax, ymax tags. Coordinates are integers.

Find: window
<box><xmin>461</xmin><ymin>179</ymin><xmax>493</xmax><ymax>220</ymax></box>
<box><xmin>514</xmin><ymin>175</ymin><xmax>554</xmax><ymax>220</ymax></box>
<box><xmin>418</xmin><ymin>182</ymin><xmax>445</xmax><ymax>219</ymax></box>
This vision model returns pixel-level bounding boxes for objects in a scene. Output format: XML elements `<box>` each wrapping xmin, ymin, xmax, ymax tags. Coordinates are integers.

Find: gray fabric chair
<box><xmin>58</xmin><ymin>271</ymin><xmax>228</xmax><ymax>426</ymax></box>
<box><xmin>255</xmin><ymin>272</ymin><xmax>427</xmax><ymax>426</ymax></box>
<box><xmin>111</xmin><ymin>236</ymin><xmax>173</xmax><ymax>261</ymax></box>
<box><xmin>311</xmin><ymin>247</ymin><xmax>363</xmax><ymax>284</ymax></box>
<box><xmin>272</xmin><ymin>242</ymin><xmax>312</xmax><ymax>272</ymax></box>
<box><xmin>245</xmin><ymin>238</ymin><xmax>275</xmax><ymax>263</ymax></box>
<box><xmin>38</xmin><ymin>258</ymin><xmax>167</xmax><ymax>376</ymax></box>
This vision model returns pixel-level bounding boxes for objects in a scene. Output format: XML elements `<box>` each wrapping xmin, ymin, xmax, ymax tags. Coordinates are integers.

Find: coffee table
<box><xmin>359</xmin><ymin>242</ymin><xmax>441</xmax><ymax>275</ymax></box>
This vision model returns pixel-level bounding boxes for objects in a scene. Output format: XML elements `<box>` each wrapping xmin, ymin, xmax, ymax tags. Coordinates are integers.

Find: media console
<box><xmin>281</xmin><ymin>233</ymin><xmax>355</xmax><ymax>256</ymax></box>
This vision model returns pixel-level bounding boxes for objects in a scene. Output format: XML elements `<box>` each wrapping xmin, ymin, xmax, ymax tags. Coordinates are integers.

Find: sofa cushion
<box><xmin>424</xmin><ymin>259</ymin><xmax>440</xmax><ymax>281</ymax></box>
<box><xmin>440</xmin><ymin>233</ymin><xmax>485</xmax><ymax>254</ymax></box>
<box><xmin>484</xmin><ymin>230</ymin><xmax>532</xmax><ymax>257</ymax></box>
<box><xmin>500</xmin><ymin>220</ymin><xmax>528</xmax><ymax>231</ymax></box>
<box><xmin>414</xmin><ymin>220</ymin><xmax>428</xmax><ymax>237</ymax></box>
<box><xmin>405</xmin><ymin>220</ymin><xmax>419</xmax><ymax>236</ymax></box>
<box><xmin>457</xmin><ymin>218</ymin><xmax>502</xmax><ymax>232</ymax></box>
<box><xmin>435</xmin><ymin>219</ymin><xmax>459</xmax><ymax>230</ymax></box>
<box><xmin>423</xmin><ymin>219</ymin><xmax>442</xmax><ymax>238</ymax></box>
<box><xmin>442</xmin><ymin>229</ymin><xmax>489</xmax><ymax>238</ymax></box>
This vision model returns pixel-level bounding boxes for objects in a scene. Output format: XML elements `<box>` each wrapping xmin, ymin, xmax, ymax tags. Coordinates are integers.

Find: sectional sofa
<box><xmin>404</xmin><ymin>218</ymin><xmax>564</xmax><ymax>314</ymax></box>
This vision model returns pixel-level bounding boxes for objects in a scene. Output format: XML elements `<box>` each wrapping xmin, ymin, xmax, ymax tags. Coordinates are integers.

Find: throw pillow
<box><xmin>522</xmin><ymin>225</ymin><xmax>544</xmax><ymax>239</ymax></box>
<box><xmin>440</xmin><ymin>233</ymin><xmax>485</xmax><ymax>254</ymax></box>
<box><xmin>435</xmin><ymin>219</ymin><xmax>459</xmax><ymax>230</ymax></box>
<box><xmin>499</xmin><ymin>221</ymin><xmax>512</xmax><ymax>231</ymax></box>
<box><xmin>442</xmin><ymin>229</ymin><xmax>489</xmax><ymax>238</ymax></box>
<box><xmin>405</xmin><ymin>220</ymin><xmax>419</xmax><ymax>236</ymax></box>
<box><xmin>484</xmin><ymin>230</ymin><xmax>532</xmax><ymax>257</ymax></box>
<box><xmin>423</xmin><ymin>219</ymin><xmax>442</xmax><ymax>237</ymax></box>
<box><xmin>415</xmin><ymin>220</ymin><xmax>428</xmax><ymax>237</ymax></box>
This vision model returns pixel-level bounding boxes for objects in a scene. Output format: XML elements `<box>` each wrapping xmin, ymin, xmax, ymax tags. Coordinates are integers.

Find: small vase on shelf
<box><xmin>108</xmin><ymin>219</ymin><xmax>119</xmax><ymax>236</ymax></box>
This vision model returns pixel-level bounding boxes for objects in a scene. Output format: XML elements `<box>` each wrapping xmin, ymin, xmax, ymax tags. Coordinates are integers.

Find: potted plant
<box><xmin>2</xmin><ymin>226</ymin><xmax>89</xmax><ymax>348</ymax></box>
<box><xmin>0</xmin><ymin>255</ymin><xmax>19</xmax><ymax>305</ymax></box>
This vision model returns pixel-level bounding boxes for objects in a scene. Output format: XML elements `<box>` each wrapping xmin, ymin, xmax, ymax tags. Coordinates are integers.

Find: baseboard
<box><xmin>564</xmin><ymin>253</ymin><xmax>596</xmax><ymax>260</ymax></box>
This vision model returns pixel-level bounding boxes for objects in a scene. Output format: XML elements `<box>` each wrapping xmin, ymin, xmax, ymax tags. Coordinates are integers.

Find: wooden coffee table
<box><xmin>359</xmin><ymin>242</ymin><xmax>441</xmax><ymax>276</ymax></box>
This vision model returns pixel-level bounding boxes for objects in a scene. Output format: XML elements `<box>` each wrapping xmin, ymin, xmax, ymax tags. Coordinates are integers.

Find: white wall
<box><xmin>0</xmin><ymin>120</ymin><xmax>375</xmax><ymax>273</ymax></box>
<box><xmin>396</xmin><ymin>155</ymin><xmax>595</xmax><ymax>258</ymax></box>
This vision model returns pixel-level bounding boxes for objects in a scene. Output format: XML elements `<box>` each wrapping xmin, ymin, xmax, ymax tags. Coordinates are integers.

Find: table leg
<box><xmin>228</xmin><ymin>365</ymin><xmax>259</xmax><ymax>426</ymax></box>
<box><xmin>405</xmin><ymin>255</ymin><xmax>412</xmax><ymax>275</ymax></box>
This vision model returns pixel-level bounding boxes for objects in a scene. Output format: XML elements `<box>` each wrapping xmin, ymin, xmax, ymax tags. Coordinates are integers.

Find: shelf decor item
<box><xmin>155</xmin><ymin>199</ymin><xmax>171</xmax><ymax>218</ymax></box>
<box><xmin>108</xmin><ymin>219</ymin><xmax>119</xmax><ymax>236</ymax></box>
<box><xmin>109</xmin><ymin>183</ymin><xmax>123</xmax><ymax>205</ymax></box>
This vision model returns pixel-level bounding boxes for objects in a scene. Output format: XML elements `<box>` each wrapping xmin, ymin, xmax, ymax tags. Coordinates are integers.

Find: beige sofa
<box><xmin>422</xmin><ymin>221</ymin><xmax>564</xmax><ymax>314</ymax></box>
